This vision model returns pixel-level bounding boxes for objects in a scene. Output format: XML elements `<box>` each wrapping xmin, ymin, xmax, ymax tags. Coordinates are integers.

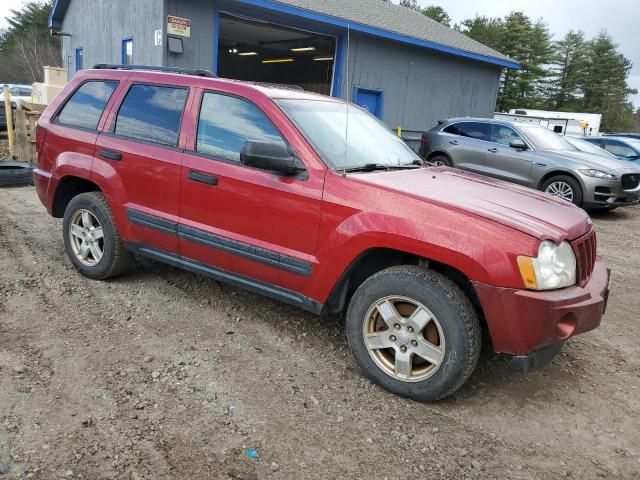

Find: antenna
<box><xmin>342</xmin><ymin>23</ymin><xmax>350</xmax><ymax>176</ymax></box>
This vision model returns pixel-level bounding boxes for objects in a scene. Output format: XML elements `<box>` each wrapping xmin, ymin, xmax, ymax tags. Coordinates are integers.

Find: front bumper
<box><xmin>582</xmin><ymin>176</ymin><xmax>639</xmax><ymax>207</ymax></box>
<box><xmin>473</xmin><ymin>258</ymin><xmax>610</xmax><ymax>356</ymax></box>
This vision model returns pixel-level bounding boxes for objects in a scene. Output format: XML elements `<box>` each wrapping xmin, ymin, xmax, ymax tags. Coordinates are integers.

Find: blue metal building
<box><xmin>49</xmin><ymin>0</ymin><xmax>519</xmax><ymax>133</ymax></box>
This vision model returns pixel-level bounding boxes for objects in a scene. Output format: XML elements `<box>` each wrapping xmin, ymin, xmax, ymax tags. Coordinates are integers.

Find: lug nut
<box><xmin>400</xmin><ymin>346</ymin><xmax>407</xmax><ymax>353</ymax></box>
<box><xmin>411</xmin><ymin>340</ymin><xmax>418</xmax><ymax>347</ymax></box>
<box><xmin>408</xmin><ymin>327</ymin><xmax>414</xmax><ymax>333</ymax></box>
<box><xmin>394</xmin><ymin>323</ymin><xmax>401</xmax><ymax>330</ymax></box>
<box><xmin>389</xmin><ymin>335</ymin><xmax>397</xmax><ymax>342</ymax></box>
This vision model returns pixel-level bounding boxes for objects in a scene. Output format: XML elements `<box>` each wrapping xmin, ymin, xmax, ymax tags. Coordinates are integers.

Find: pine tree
<box><xmin>546</xmin><ymin>31</ymin><xmax>589</xmax><ymax>110</ymax></box>
<box><xmin>422</xmin><ymin>6</ymin><xmax>451</xmax><ymax>27</ymax></box>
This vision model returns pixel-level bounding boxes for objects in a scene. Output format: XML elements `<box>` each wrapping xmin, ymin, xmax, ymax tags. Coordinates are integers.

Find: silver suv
<box><xmin>420</xmin><ymin>118</ymin><xmax>640</xmax><ymax>209</ymax></box>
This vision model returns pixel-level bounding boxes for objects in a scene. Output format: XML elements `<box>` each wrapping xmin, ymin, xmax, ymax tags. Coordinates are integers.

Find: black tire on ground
<box><xmin>345</xmin><ymin>266</ymin><xmax>481</xmax><ymax>402</ymax></box>
<box><xmin>540</xmin><ymin>175</ymin><xmax>584</xmax><ymax>207</ymax></box>
<box><xmin>428</xmin><ymin>155</ymin><xmax>452</xmax><ymax>167</ymax></box>
<box><xmin>62</xmin><ymin>192</ymin><xmax>132</xmax><ymax>280</ymax></box>
<box><xmin>0</xmin><ymin>161</ymin><xmax>34</xmax><ymax>187</ymax></box>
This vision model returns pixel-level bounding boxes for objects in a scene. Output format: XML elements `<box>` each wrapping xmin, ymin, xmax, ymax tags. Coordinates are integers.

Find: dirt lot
<box><xmin>0</xmin><ymin>184</ymin><xmax>639</xmax><ymax>480</ymax></box>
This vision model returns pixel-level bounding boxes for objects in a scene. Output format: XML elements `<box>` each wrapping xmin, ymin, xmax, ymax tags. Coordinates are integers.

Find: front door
<box><xmin>484</xmin><ymin>124</ymin><xmax>535</xmax><ymax>186</ymax></box>
<box><xmin>179</xmin><ymin>90</ymin><xmax>325</xmax><ymax>294</ymax></box>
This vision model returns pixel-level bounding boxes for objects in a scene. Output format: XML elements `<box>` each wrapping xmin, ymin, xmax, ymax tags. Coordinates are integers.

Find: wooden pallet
<box><xmin>14</xmin><ymin>101</ymin><xmax>46</xmax><ymax>163</ymax></box>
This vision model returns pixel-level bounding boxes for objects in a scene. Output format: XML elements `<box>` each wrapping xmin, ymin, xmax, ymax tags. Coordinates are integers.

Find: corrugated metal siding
<box><xmin>61</xmin><ymin>0</ymin><xmax>164</xmax><ymax>77</ymax></box>
<box><xmin>342</xmin><ymin>33</ymin><xmax>501</xmax><ymax>131</ymax></box>
<box><xmin>165</xmin><ymin>0</ymin><xmax>216</xmax><ymax>70</ymax></box>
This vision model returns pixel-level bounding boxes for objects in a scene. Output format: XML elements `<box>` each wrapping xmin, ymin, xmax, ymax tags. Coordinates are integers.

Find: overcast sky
<box><xmin>1</xmin><ymin>0</ymin><xmax>638</xmax><ymax>107</ymax></box>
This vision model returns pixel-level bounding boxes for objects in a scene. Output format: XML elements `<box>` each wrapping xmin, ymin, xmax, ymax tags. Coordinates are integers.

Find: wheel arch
<box><xmin>52</xmin><ymin>175</ymin><xmax>102</xmax><ymax>218</ymax></box>
<box><xmin>323</xmin><ymin>247</ymin><xmax>482</xmax><ymax>319</ymax></box>
<box><xmin>537</xmin><ymin>170</ymin><xmax>585</xmax><ymax>191</ymax></box>
<box><xmin>426</xmin><ymin>150</ymin><xmax>454</xmax><ymax>165</ymax></box>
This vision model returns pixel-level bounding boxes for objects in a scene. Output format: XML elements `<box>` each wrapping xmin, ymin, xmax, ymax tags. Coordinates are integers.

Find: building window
<box><xmin>57</xmin><ymin>81</ymin><xmax>118</xmax><ymax>130</ymax></box>
<box><xmin>75</xmin><ymin>48</ymin><xmax>83</xmax><ymax>71</ymax></box>
<box><xmin>196</xmin><ymin>92</ymin><xmax>286</xmax><ymax>163</ymax></box>
<box><xmin>121</xmin><ymin>37</ymin><xmax>133</xmax><ymax>65</ymax></box>
<box><xmin>114</xmin><ymin>84</ymin><xmax>188</xmax><ymax>147</ymax></box>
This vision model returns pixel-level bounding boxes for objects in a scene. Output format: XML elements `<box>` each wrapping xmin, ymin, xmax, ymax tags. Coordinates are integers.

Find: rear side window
<box><xmin>443</xmin><ymin>122</ymin><xmax>490</xmax><ymax>141</ymax></box>
<box><xmin>114</xmin><ymin>84</ymin><xmax>188</xmax><ymax>147</ymax></box>
<box><xmin>196</xmin><ymin>92</ymin><xmax>286</xmax><ymax>162</ymax></box>
<box><xmin>57</xmin><ymin>81</ymin><xmax>118</xmax><ymax>130</ymax></box>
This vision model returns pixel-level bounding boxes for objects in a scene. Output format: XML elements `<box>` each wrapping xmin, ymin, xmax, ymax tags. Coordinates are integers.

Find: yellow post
<box><xmin>397</xmin><ymin>126</ymin><xmax>402</xmax><ymax>138</ymax></box>
<box><xmin>3</xmin><ymin>85</ymin><xmax>16</xmax><ymax>159</ymax></box>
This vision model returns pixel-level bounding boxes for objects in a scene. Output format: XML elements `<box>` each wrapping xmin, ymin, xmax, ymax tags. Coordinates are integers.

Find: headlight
<box><xmin>517</xmin><ymin>241</ymin><xmax>576</xmax><ymax>290</ymax></box>
<box><xmin>579</xmin><ymin>169</ymin><xmax>616</xmax><ymax>180</ymax></box>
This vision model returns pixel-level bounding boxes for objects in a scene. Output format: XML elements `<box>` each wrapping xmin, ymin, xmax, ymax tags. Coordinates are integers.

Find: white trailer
<box><xmin>494</xmin><ymin>109</ymin><xmax>602</xmax><ymax>137</ymax></box>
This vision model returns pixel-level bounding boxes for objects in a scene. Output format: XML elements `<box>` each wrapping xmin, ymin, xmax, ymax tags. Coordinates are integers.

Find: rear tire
<box><xmin>345</xmin><ymin>266</ymin><xmax>481</xmax><ymax>402</ymax></box>
<box><xmin>62</xmin><ymin>192</ymin><xmax>131</xmax><ymax>280</ymax></box>
<box><xmin>429</xmin><ymin>155</ymin><xmax>452</xmax><ymax>167</ymax></box>
<box><xmin>541</xmin><ymin>175</ymin><xmax>583</xmax><ymax>207</ymax></box>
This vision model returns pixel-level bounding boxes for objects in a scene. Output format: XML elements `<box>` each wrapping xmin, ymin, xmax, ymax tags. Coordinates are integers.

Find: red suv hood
<box><xmin>356</xmin><ymin>167</ymin><xmax>592</xmax><ymax>243</ymax></box>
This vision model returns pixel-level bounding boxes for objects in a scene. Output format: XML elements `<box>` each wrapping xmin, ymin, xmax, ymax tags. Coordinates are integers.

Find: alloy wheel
<box><xmin>362</xmin><ymin>296</ymin><xmax>445</xmax><ymax>382</ymax></box>
<box><xmin>545</xmin><ymin>181</ymin><xmax>574</xmax><ymax>202</ymax></box>
<box><xmin>69</xmin><ymin>209</ymin><xmax>105</xmax><ymax>266</ymax></box>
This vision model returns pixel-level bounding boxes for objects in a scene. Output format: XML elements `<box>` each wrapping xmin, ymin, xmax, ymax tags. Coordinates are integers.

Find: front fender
<box><xmin>309</xmin><ymin>209</ymin><xmax>538</xmax><ymax>302</ymax></box>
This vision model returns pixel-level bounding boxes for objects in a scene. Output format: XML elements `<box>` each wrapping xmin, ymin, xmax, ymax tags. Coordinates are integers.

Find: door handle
<box><xmin>449</xmin><ymin>140</ymin><xmax>459</xmax><ymax>145</ymax></box>
<box><xmin>188</xmin><ymin>170</ymin><xmax>218</xmax><ymax>186</ymax></box>
<box><xmin>488</xmin><ymin>148</ymin><xmax>498</xmax><ymax>153</ymax></box>
<box><xmin>98</xmin><ymin>149</ymin><xmax>123</xmax><ymax>161</ymax></box>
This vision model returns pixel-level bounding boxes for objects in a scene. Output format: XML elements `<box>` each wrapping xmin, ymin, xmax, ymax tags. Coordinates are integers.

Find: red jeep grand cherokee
<box><xmin>33</xmin><ymin>66</ymin><xmax>610</xmax><ymax>401</ymax></box>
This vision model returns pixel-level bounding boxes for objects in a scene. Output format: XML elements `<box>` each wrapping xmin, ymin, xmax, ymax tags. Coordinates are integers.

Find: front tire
<box><xmin>345</xmin><ymin>266</ymin><xmax>481</xmax><ymax>402</ymax></box>
<box><xmin>429</xmin><ymin>155</ymin><xmax>452</xmax><ymax>167</ymax></box>
<box><xmin>63</xmin><ymin>192</ymin><xmax>131</xmax><ymax>280</ymax></box>
<box><xmin>541</xmin><ymin>175</ymin><xmax>583</xmax><ymax>207</ymax></box>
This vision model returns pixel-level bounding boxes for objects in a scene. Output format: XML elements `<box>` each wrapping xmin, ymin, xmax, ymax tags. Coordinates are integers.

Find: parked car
<box><xmin>603</xmin><ymin>132</ymin><xmax>640</xmax><ymax>140</ymax></box>
<box><xmin>0</xmin><ymin>84</ymin><xmax>32</xmax><ymax>130</ymax></box>
<box><xmin>581</xmin><ymin>136</ymin><xmax>640</xmax><ymax>165</ymax></box>
<box><xmin>421</xmin><ymin>118</ymin><xmax>640</xmax><ymax>209</ymax></box>
<box><xmin>34</xmin><ymin>66</ymin><xmax>610</xmax><ymax>402</ymax></box>
<box><xmin>564</xmin><ymin>136</ymin><xmax>618</xmax><ymax>160</ymax></box>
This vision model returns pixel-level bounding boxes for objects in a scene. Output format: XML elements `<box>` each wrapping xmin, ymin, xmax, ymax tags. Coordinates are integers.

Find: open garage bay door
<box><xmin>218</xmin><ymin>13</ymin><xmax>336</xmax><ymax>95</ymax></box>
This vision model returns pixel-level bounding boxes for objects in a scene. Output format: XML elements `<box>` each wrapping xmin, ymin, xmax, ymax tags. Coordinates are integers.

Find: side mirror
<box><xmin>510</xmin><ymin>139</ymin><xmax>528</xmax><ymax>150</ymax></box>
<box><xmin>240</xmin><ymin>141</ymin><xmax>305</xmax><ymax>177</ymax></box>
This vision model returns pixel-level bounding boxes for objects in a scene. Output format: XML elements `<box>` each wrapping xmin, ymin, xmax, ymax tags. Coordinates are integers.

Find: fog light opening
<box><xmin>556</xmin><ymin>314</ymin><xmax>577</xmax><ymax>340</ymax></box>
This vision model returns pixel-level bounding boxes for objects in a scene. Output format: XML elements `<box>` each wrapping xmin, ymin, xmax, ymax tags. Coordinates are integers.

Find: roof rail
<box><xmin>93</xmin><ymin>64</ymin><xmax>216</xmax><ymax>78</ymax></box>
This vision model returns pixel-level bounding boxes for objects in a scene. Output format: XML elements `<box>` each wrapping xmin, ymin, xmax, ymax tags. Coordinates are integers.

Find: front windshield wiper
<box><xmin>342</xmin><ymin>162</ymin><xmax>421</xmax><ymax>173</ymax></box>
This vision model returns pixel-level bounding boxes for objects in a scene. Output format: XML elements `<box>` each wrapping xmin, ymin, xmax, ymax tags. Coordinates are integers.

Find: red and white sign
<box><xmin>167</xmin><ymin>16</ymin><xmax>191</xmax><ymax>38</ymax></box>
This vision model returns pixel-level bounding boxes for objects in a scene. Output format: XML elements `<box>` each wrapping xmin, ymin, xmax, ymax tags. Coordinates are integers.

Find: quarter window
<box><xmin>196</xmin><ymin>92</ymin><xmax>286</xmax><ymax>162</ymax></box>
<box><xmin>114</xmin><ymin>84</ymin><xmax>188</xmax><ymax>147</ymax></box>
<box><xmin>490</xmin><ymin>124</ymin><xmax>524</xmax><ymax>146</ymax></box>
<box><xmin>443</xmin><ymin>122</ymin><xmax>490</xmax><ymax>141</ymax></box>
<box><xmin>57</xmin><ymin>81</ymin><xmax>118</xmax><ymax>130</ymax></box>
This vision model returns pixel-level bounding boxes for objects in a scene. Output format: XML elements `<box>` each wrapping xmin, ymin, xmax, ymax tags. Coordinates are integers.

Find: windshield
<box><xmin>275</xmin><ymin>99</ymin><xmax>420</xmax><ymax>169</ymax></box>
<box><xmin>566</xmin><ymin>137</ymin><xmax>614</xmax><ymax>157</ymax></box>
<box><xmin>519</xmin><ymin>124</ymin><xmax>578</xmax><ymax>151</ymax></box>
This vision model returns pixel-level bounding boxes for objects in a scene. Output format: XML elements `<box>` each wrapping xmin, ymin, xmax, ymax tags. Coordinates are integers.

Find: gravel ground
<box><xmin>0</xmin><ymin>185</ymin><xmax>639</xmax><ymax>480</ymax></box>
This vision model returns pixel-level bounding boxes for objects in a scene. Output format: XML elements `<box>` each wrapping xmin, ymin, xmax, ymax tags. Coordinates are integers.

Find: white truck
<box><xmin>494</xmin><ymin>109</ymin><xmax>602</xmax><ymax>137</ymax></box>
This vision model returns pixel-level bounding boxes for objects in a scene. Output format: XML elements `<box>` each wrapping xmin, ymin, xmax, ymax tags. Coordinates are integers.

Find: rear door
<box><xmin>93</xmin><ymin>81</ymin><xmax>192</xmax><ymax>255</ymax></box>
<box><xmin>484</xmin><ymin>124</ymin><xmax>535</xmax><ymax>185</ymax></box>
<box><xmin>179</xmin><ymin>89</ymin><xmax>325</xmax><ymax>294</ymax></box>
<box><xmin>440</xmin><ymin>121</ymin><xmax>490</xmax><ymax>173</ymax></box>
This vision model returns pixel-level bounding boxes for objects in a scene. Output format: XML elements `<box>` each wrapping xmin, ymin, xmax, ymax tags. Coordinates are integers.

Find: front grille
<box><xmin>571</xmin><ymin>230</ymin><xmax>597</xmax><ymax>287</ymax></box>
<box><xmin>622</xmin><ymin>174</ymin><xmax>640</xmax><ymax>190</ymax></box>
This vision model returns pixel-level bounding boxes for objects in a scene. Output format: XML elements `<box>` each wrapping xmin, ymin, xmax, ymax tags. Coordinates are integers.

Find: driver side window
<box><xmin>490</xmin><ymin>124</ymin><xmax>524</xmax><ymax>146</ymax></box>
<box><xmin>196</xmin><ymin>92</ymin><xmax>287</xmax><ymax>163</ymax></box>
<box><xmin>602</xmin><ymin>140</ymin><xmax>635</xmax><ymax>157</ymax></box>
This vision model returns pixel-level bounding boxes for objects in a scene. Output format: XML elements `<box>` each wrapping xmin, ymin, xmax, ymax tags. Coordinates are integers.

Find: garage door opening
<box><xmin>217</xmin><ymin>13</ymin><xmax>336</xmax><ymax>95</ymax></box>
